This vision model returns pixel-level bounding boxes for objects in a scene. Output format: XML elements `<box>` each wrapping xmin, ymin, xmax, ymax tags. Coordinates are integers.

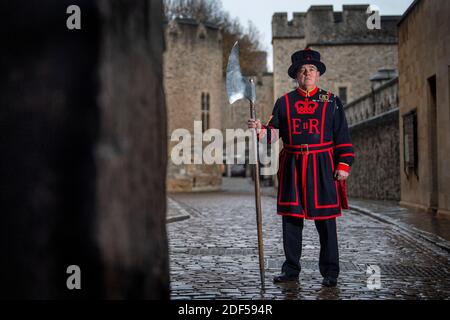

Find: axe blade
<box><xmin>226</xmin><ymin>41</ymin><xmax>256</xmax><ymax>104</ymax></box>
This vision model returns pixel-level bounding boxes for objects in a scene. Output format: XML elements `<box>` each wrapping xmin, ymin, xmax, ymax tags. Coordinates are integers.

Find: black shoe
<box><xmin>322</xmin><ymin>277</ymin><xmax>337</xmax><ymax>287</ymax></box>
<box><xmin>273</xmin><ymin>272</ymin><xmax>299</xmax><ymax>283</ymax></box>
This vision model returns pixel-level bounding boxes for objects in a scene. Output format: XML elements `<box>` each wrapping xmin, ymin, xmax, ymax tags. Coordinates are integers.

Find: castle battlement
<box><xmin>164</xmin><ymin>17</ymin><xmax>222</xmax><ymax>47</ymax></box>
<box><xmin>272</xmin><ymin>12</ymin><xmax>305</xmax><ymax>38</ymax></box>
<box><xmin>273</xmin><ymin>4</ymin><xmax>400</xmax><ymax>45</ymax></box>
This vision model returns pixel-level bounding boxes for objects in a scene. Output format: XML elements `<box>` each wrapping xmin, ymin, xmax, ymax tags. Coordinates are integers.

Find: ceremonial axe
<box><xmin>226</xmin><ymin>41</ymin><xmax>265</xmax><ymax>288</ymax></box>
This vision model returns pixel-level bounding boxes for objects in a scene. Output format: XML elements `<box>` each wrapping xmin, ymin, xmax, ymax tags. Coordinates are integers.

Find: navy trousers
<box><xmin>281</xmin><ymin>216</ymin><xmax>339</xmax><ymax>279</ymax></box>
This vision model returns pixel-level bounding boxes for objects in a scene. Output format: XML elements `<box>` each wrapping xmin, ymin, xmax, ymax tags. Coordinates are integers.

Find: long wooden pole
<box><xmin>249</xmin><ymin>99</ymin><xmax>265</xmax><ymax>289</ymax></box>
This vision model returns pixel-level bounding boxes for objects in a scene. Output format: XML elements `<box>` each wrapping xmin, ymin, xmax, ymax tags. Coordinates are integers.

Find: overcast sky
<box><xmin>221</xmin><ymin>0</ymin><xmax>415</xmax><ymax>71</ymax></box>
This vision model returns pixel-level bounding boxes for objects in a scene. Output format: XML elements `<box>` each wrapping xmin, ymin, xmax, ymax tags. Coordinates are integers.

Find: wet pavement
<box><xmin>350</xmin><ymin>198</ymin><xmax>450</xmax><ymax>251</ymax></box>
<box><xmin>167</xmin><ymin>178</ymin><xmax>450</xmax><ymax>300</ymax></box>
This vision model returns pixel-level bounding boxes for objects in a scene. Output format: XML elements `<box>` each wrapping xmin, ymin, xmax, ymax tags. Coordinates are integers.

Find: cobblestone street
<box><xmin>168</xmin><ymin>178</ymin><xmax>450</xmax><ymax>300</ymax></box>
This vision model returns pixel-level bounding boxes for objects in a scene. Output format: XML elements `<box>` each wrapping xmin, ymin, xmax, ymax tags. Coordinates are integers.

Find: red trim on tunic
<box><xmin>277</xmin><ymin>212</ymin><xmax>305</xmax><ymax>218</ymax></box>
<box><xmin>339</xmin><ymin>153</ymin><xmax>355</xmax><ymax>158</ymax></box>
<box><xmin>302</xmin><ymin>153</ymin><xmax>309</xmax><ymax>218</ymax></box>
<box><xmin>328</xmin><ymin>149</ymin><xmax>335</xmax><ymax>171</ymax></box>
<box><xmin>285</xmin><ymin>94</ymin><xmax>293</xmax><ymax>144</ymax></box>
<box><xmin>277</xmin><ymin>212</ymin><xmax>342</xmax><ymax>220</ymax></box>
<box><xmin>334</xmin><ymin>143</ymin><xmax>353</xmax><ymax>148</ymax></box>
<box><xmin>330</xmin><ymin>150</ymin><xmax>342</xmax><ymax>210</ymax></box>
<box><xmin>284</xmin><ymin>147</ymin><xmax>333</xmax><ymax>155</ymax></box>
<box><xmin>306</xmin><ymin>213</ymin><xmax>342</xmax><ymax>220</ymax></box>
<box><xmin>284</xmin><ymin>141</ymin><xmax>333</xmax><ymax>148</ymax></box>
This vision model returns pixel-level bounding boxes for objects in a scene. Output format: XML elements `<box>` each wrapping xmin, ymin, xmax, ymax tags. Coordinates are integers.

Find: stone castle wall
<box><xmin>398</xmin><ymin>0</ymin><xmax>450</xmax><ymax>214</ymax></box>
<box><xmin>164</xmin><ymin>18</ymin><xmax>223</xmax><ymax>192</ymax></box>
<box><xmin>346</xmin><ymin>78</ymin><xmax>400</xmax><ymax>200</ymax></box>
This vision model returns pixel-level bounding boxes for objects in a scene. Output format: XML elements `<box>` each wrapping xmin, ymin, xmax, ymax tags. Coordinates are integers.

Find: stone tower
<box><xmin>272</xmin><ymin>5</ymin><xmax>400</xmax><ymax>103</ymax></box>
<box><xmin>164</xmin><ymin>18</ymin><xmax>223</xmax><ymax>192</ymax></box>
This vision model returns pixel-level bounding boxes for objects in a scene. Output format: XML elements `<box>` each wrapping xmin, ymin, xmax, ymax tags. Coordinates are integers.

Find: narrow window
<box><xmin>403</xmin><ymin>109</ymin><xmax>418</xmax><ymax>178</ymax></box>
<box><xmin>338</xmin><ymin>87</ymin><xmax>347</xmax><ymax>105</ymax></box>
<box><xmin>201</xmin><ymin>93</ymin><xmax>210</xmax><ymax>132</ymax></box>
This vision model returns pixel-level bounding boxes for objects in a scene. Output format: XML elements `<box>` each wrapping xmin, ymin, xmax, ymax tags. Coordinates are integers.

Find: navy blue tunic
<box><xmin>260</xmin><ymin>87</ymin><xmax>355</xmax><ymax>220</ymax></box>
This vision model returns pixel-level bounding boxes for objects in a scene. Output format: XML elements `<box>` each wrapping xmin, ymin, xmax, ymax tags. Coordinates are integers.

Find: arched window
<box><xmin>201</xmin><ymin>92</ymin><xmax>210</xmax><ymax>132</ymax></box>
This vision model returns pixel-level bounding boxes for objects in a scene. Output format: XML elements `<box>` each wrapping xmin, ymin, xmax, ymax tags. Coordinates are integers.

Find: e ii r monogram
<box><xmin>292</xmin><ymin>118</ymin><xmax>320</xmax><ymax>135</ymax></box>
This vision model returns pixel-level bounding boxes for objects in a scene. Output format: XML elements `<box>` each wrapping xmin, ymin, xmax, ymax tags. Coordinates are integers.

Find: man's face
<box><xmin>296</xmin><ymin>64</ymin><xmax>320</xmax><ymax>88</ymax></box>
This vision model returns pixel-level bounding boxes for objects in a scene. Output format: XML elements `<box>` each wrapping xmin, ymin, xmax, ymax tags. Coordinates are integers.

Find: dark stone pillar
<box><xmin>0</xmin><ymin>0</ymin><xmax>168</xmax><ymax>299</ymax></box>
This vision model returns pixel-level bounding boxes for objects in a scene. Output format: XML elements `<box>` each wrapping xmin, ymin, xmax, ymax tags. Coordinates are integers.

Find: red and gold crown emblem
<box><xmin>294</xmin><ymin>100</ymin><xmax>319</xmax><ymax>114</ymax></box>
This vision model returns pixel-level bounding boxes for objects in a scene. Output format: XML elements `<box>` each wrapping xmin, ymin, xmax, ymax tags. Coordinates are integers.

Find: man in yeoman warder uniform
<box><xmin>248</xmin><ymin>48</ymin><xmax>355</xmax><ymax>287</ymax></box>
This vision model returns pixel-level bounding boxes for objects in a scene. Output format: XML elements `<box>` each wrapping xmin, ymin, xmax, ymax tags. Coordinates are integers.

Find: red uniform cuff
<box><xmin>336</xmin><ymin>162</ymin><xmax>350</xmax><ymax>173</ymax></box>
